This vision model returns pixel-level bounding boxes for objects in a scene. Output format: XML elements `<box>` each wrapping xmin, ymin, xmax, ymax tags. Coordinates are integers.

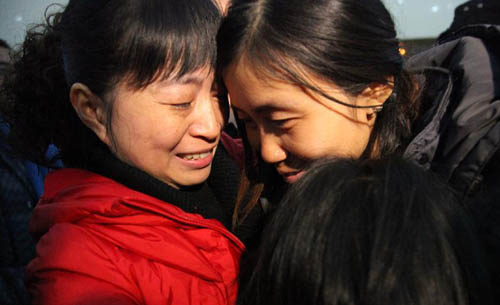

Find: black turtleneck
<box><xmin>82</xmin><ymin>143</ymin><xmax>240</xmax><ymax>230</ymax></box>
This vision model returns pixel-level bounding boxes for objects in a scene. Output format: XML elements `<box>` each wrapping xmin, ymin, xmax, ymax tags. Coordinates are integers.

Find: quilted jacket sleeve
<box><xmin>26</xmin><ymin>224</ymin><xmax>140</xmax><ymax>305</ymax></box>
<box><xmin>28</xmin><ymin>271</ymin><xmax>137</xmax><ymax>305</ymax></box>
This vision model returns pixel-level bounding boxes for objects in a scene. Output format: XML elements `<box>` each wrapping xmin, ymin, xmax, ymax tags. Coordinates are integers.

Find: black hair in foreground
<box><xmin>0</xmin><ymin>0</ymin><xmax>222</xmax><ymax>167</ymax></box>
<box><xmin>238</xmin><ymin>157</ymin><xmax>492</xmax><ymax>305</ymax></box>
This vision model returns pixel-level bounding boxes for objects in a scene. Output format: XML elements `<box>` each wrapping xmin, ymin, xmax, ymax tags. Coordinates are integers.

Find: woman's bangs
<box><xmin>118</xmin><ymin>0</ymin><xmax>221</xmax><ymax>89</ymax></box>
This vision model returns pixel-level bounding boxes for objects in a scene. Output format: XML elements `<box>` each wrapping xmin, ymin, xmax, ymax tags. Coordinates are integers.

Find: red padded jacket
<box><xmin>26</xmin><ymin>168</ymin><xmax>245</xmax><ymax>305</ymax></box>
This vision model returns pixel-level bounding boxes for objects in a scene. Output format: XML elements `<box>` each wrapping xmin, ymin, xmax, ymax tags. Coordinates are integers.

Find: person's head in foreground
<box><xmin>1</xmin><ymin>0</ymin><xmax>227</xmax><ymax>189</ymax></box>
<box><xmin>238</xmin><ymin>157</ymin><xmax>492</xmax><ymax>305</ymax></box>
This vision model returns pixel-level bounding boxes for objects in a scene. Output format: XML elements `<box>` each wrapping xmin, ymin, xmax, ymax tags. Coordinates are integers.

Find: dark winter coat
<box><xmin>0</xmin><ymin>126</ymin><xmax>52</xmax><ymax>305</ymax></box>
<box><xmin>406</xmin><ymin>24</ymin><xmax>500</xmax><ymax>296</ymax></box>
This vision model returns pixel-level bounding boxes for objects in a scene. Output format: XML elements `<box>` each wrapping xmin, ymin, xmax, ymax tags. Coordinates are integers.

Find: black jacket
<box><xmin>406</xmin><ymin>24</ymin><xmax>500</xmax><ymax>298</ymax></box>
<box><xmin>0</xmin><ymin>140</ymin><xmax>41</xmax><ymax>305</ymax></box>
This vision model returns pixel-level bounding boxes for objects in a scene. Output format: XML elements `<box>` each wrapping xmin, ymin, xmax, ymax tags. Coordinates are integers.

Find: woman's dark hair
<box><xmin>0</xmin><ymin>0</ymin><xmax>222</xmax><ymax>167</ymax></box>
<box><xmin>238</xmin><ymin>157</ymin><xmax>491</xmax><ymax>305</ymax></box>
<box><xmin>217</xmin><ymin>0</ymin><xmax>422</xmax><ymax>226</ymax></box>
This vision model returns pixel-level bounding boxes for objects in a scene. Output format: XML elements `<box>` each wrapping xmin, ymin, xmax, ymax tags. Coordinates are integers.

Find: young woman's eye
<box><xmin>269</xmin><ymin>118</ymin><xmax>293</xmax><ymax>129</ymax></box>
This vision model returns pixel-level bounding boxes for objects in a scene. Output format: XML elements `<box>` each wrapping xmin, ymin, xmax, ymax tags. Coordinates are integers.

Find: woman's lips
<box><xmin>177</xmin><ymin>149</ymin><xmax>214</xmax><ymax>169</ymax></box>
<box><xmin>280</xmin><ymin>170</ymin><xmax>305</xmax><ymax>184</ymax></box>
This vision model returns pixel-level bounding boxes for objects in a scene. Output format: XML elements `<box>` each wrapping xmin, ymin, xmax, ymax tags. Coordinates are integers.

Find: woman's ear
<box><xmin>69</xmin><ymin>83</ymin><xmax>111</xmax><ymax>145</ymax></box>
<box><xmin>355</xmin><ymin>78</ymin><xmax>394</xmax><ymax>122</ymax></box>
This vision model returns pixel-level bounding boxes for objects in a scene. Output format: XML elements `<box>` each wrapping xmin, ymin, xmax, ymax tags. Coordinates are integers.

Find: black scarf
<box><xmin>83</xmin><ymin>143</ymin><xmax>240</xmax><ymax>230</ymax></box>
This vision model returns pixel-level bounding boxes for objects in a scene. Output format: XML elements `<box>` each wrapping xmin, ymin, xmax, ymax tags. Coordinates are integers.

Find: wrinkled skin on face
<box><xmin>71</xmin><ymin>66</ymin><xmax>227</xmax><ymax>189</ymax></box>
<box><xmin>107</xmin><ymin>67</ymin><xmax>226</xmax><ymax>188</ymax></box>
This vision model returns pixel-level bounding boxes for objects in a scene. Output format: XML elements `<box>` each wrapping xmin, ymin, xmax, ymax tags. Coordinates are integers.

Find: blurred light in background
<box><xmin>0</xmin><ymin>0</ymin><xmax>68</xmax><ymax>47</ymax></box>
<box><xmin>383</xmin><ymin>0</ymin><xmax>467</xmax><ymax>39</ymax></box>
<box><xmin>0</xmin><ymin>0</ymin><xmax>468</xmax><ymax>50</ymax></box>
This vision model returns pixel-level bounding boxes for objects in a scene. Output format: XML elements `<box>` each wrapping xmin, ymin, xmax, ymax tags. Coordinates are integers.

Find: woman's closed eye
<box><xmin>170</xmin><ymin>101</ymin><xmax>193</xmax><ymax>109</ymax></box>
<box><xmin>268</xmin><ymin>117</ymin><xmax>295</xmax><ymax>129</ymax></box>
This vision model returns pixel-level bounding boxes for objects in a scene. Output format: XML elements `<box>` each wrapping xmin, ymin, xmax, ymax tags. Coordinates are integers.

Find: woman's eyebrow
<box><xmin>161</xmin><ymin>75</ymin><xmax>205</xmax><ymax>86</ymax></box>
<box><xmin>233</xmin><ymin>102</ymin><xmax>296</xmax><ymax>115</ymax></box>
<box><xmin>255</xmin><ymin>101</ymin><xmax>298</xmax><ymax>114</ymax></box>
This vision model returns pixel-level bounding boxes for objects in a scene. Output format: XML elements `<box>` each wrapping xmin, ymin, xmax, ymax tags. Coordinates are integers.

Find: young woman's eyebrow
<box><xmin>255</xmin><ymin>102</ymin><xmax>298</xmax><ymax>115</ymax></box>
<box><xmin>233</xmin><ymin>103</ymin><xmax>295</xmax><ymax>115</ymax></box>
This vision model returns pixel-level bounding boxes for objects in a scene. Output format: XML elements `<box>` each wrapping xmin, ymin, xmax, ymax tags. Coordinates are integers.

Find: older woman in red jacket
<box><xmin>1</xmin><ymin>0</ymin><xmax>243</xmax><ymax>304</ymax></box>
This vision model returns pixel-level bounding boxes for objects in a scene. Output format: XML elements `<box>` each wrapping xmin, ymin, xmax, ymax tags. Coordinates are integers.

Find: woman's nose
<box><xmin>259</xmin><ymin>131</ymin><xmax>287</xmax><ymax>164</ymax></box>
<box><xmin>190</xmin><ymin>99</ymin><xmax>223</xmax><ymax>141</ymax></box>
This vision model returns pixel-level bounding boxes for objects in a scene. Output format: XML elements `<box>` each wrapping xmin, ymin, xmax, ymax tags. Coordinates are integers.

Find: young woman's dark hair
<box><xmin>238</xmin><ymin>157</ymin><xmax>492</xmax><ymax>305</ymax></box>
<box><xmin>218</xmin><ymin>0</ymin><xmax>421</xmax><ymax>153</ymax></box>
<box><xmin>217</xmin><ymin>0</ymin><xmax>421</xmax><ymax>227</ymax></box>
<box><xmin>1</xmin><ymin>0</ymin><xmax>221</xmax><ymax>167</ymax></box>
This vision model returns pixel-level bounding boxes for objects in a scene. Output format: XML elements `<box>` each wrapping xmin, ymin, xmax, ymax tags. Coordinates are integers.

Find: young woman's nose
<box><xmin>259</xmin><ymin>131</ymin><xmax>287</xmax><ymax>164</ymax></box>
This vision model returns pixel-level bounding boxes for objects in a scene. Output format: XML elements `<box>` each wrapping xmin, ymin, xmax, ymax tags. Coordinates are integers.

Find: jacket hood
<box><xmin>406</xmin><ymin>25</ymin><xmax>500</xmax><ymax>196</ymax></box>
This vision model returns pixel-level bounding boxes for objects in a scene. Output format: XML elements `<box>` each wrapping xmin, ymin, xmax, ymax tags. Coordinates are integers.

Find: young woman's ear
<box><xmin>69</xmin><ymin>83</ymin><xmax>111</xmax><ymax>145</ymax></box>
<box><xmin>356</xmin><ymin>79</ymin><xmax>394</xmax><ymax>122</ymax></box>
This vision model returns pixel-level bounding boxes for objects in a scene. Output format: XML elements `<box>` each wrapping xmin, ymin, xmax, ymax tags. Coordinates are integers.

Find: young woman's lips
<box><xmin>177</xmin><ymin>150</ymin><xmax>214</xmax><ymax>169</ymax></box>
<box><xmin>281</xmin><ymin>170</ymin><xmax>305</xmax><ymax>184</ymax></box>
